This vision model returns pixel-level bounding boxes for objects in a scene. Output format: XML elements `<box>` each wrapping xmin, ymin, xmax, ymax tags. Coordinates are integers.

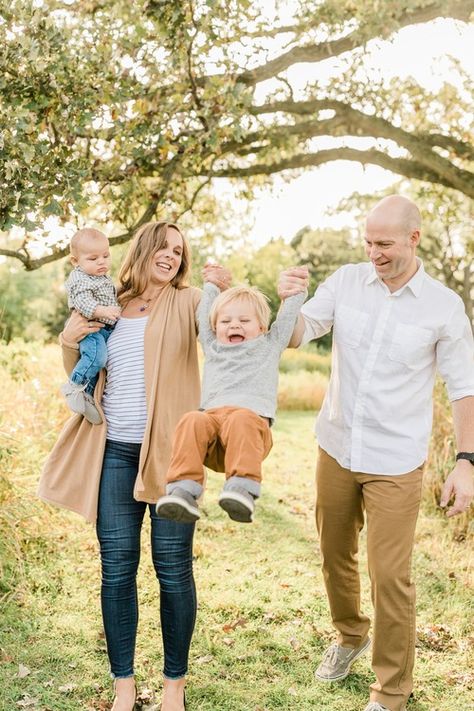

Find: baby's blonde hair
<box><xmin>70</xmin><ymin>228</ymin><xmax>108</xmax><ymax>257</ymax></box>
<box><xmin>209</xmin><ymin>285</ymin><xmax>271</xmax><ymax>333</ymax></box>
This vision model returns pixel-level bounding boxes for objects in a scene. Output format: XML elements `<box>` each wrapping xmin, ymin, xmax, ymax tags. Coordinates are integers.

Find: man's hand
<box><xmin>278</xmin><ymin>266</ymin><xmax>309</xmax><ymax>299</ymax></box>
<box><xmin>93</xmin><ymin>304</ymin><xmax>122</xmax><ymax>322</ymax></box>
<box><xmin>202</xmin><ymin>263</ymin><xmax>232</xmax><ymax>291</ymax></box>
<box><xmin>440</xmin><ymin>460</ymin><xmax>474</xmax><ymax>517</ymax></box>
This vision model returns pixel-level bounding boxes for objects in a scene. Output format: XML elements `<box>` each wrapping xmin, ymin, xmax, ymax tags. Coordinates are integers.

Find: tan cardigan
<box><xmin>38</xmin><ymin>284</ymin><xmax>202</xmax><ymax>523</ymax></box>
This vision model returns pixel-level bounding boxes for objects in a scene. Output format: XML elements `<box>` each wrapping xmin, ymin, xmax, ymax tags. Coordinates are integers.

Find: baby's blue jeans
<box><xmin>70</xmin><ymin>325</ymin><xmax>113</xmax><ymax>395</ymax></box>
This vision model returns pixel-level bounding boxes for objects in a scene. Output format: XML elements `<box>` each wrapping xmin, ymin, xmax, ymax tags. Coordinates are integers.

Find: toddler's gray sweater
<box><xmin>199</xmin><ymin>283</ymin><xmax>306</xmax><ymax>423</ymax></box>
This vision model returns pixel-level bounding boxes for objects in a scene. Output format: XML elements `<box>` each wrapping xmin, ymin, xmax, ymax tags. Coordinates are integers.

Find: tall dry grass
<box><xmin>0</xmin><ymin>341</ymin><xmax>68</xmax><ymax>600</ymax></box>
<box><xmin>278</xmin><ymin>347</ymin><xmax>331</xmax><ymax>411</ymax></box>
<box><xmin>278</xmin><ymin>370</ymin><xmax>327</xmax><ymax>411</ymax></box>
<box><xmin>0</xmin><ymin>341</ymin><xmax>471</xmax><ymax>600</ymax></box>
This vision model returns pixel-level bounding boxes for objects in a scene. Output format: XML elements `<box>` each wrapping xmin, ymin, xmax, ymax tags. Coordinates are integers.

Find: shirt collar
<box><xmin>366</xmin><ymin>258</ymin><xmax>425</xmax><ymax>297</ymax></box>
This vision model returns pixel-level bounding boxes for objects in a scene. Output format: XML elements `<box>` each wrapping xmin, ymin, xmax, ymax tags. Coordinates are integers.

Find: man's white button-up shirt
<box><xmin>301</xmin><ymin>260</ymin><xmax>474</xmax><ymax>475</ymax></box>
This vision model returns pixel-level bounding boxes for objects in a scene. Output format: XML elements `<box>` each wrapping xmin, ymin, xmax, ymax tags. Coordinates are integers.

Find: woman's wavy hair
<box><xmin>117</xmin><ymin>221</ymin><xmax>190</xmax><ymax>306</ymax></box>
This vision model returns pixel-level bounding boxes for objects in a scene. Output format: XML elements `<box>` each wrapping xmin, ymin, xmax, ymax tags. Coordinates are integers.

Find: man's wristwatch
<box><xmin>456</xmin><ymin>452</ymin><xmax>474</xmax><ymax>466</ymax></box>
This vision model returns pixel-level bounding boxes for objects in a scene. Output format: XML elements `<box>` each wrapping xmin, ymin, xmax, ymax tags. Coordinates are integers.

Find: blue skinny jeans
<box><xmin>96</xmin><ymin>440</ymin><xmax>197</xmax><ymax>679</ymax></box>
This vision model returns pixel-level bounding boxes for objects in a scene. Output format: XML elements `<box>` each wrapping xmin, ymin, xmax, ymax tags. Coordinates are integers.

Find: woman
<box><xmin>38</xmin><ymin>221</ymin><xmax>229</xmax><ymax>711</ymax></box>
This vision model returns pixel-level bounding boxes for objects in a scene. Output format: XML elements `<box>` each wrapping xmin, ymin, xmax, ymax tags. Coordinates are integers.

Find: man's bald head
<box><xmin>364</xmin><ymin>194</ymin><xmax>422</xmax><ymax>291</ymax></box>
<box><xmin>366</xmin><ymin>195</ymin><xmax>421</xmax><ymax>236</ymax></box>
<box><xmin>70</xmin><ymin>228</ymin><xmax>108</xmax><ymax>257</ymax></box>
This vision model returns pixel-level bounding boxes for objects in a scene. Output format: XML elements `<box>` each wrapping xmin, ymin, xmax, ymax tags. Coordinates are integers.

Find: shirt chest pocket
<box><xmin>388</xmin><ymin>323</ymin><xmax>435</xmax><ymax>369</ymax></box>
<box><xmin>335</xmin><ymin>305</ymin><xmax>369</xmax><ymax>348</ymax></box>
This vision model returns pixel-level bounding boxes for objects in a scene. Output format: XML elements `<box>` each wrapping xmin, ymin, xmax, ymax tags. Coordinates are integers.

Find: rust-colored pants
<box><xmin>167</xmin><ymin>406</ymin><xmax>273</xmax><ymax>485</ymax></box>
<box><xmin>316</xmin><ymin>447</ymin><xmax>424</xmax><ymax>711</ymax></box>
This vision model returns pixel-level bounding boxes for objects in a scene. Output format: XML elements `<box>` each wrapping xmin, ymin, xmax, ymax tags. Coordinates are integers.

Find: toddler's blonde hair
<box><xmin>209</xmin><ymin>285</ymin><xmax>271</xmax><ymax>333</ymax></box>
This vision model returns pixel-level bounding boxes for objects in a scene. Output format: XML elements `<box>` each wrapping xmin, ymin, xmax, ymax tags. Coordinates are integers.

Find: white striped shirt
<box><xmin>101</xmin><ymin>316</ymin><xmax>148</xmax><ymax>443</ymax></box>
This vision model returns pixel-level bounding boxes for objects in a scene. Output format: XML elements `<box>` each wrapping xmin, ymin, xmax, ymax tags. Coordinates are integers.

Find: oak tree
<box><xmin>1</xmin><ymin>0</ymin><xmax>473</xmax><ymax>269</ymax></box>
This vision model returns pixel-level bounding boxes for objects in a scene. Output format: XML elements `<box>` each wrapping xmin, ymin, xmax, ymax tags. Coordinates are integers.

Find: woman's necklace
<box><xmin>136</xmin><ymin>293</ymin><xmax>159</xmax><ymax>312</ymax></box>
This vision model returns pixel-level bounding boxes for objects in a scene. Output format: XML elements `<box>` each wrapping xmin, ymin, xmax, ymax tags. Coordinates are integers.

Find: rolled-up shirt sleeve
<box><xmin>436</xmin><ymin>299</ymin><xmax>474</xmax><ymax>401</ymax></box>
<box><xmin>300</xmin><ymin>269</ymin><xmax>339</xmax><ymax>346</ymax></box>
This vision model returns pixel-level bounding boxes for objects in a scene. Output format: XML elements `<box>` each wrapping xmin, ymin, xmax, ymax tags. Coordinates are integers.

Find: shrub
<box><xmin>279</xmin><ymin>347</ymin><xmax>331</xmax><ymax>377</ymax></box>
<box><xmin>278</xmin><ymin>370</ymin><xmax>327</xmax><ymax>411</ymax></box>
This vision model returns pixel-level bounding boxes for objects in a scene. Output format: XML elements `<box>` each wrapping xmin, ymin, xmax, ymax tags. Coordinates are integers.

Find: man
<box><xmin>279</xmin><ymin>195</ymin><xmax>474</xmax><ymax>711</ymax></box>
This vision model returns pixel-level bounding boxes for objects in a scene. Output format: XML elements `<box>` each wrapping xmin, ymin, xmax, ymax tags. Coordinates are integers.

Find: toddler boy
<box><xmin>156</xmin><ymin>278</ymin><xmax>306</xmax><ymax>523</ymax></box>
<box><xmin>60</xmin><ymin>228</ymin><xmax>121</xmax><ymax>424</ymax></box>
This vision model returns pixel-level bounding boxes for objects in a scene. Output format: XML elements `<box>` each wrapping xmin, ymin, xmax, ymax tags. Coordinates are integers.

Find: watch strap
<box><xmin>456</xmin><ymin>452</ymin><xmax>474</xmax><ymax>465</ymax></box>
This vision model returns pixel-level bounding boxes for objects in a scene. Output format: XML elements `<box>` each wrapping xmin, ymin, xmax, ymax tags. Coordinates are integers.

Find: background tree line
<box><xmin>1</xmin><ymin>180</ymin><xmax>472</xmax><ymax>343</ymax></box>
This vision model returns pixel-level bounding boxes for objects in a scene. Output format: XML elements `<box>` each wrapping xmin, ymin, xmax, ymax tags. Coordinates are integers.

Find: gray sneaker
<box><xmin>60</xmin><ymin>381</ymin><xmax>86</xmax><ymax>416</ymax></box>
<box><xmin>315</xmin><ymin>638</ymin><xmax>371</xmax><ymax>681</ymax></box>
<box><xmin>83</xmin><ymin>392</ymin><xmax>103</xmax><ymax>425</ymax></box>
<box><xmin>156</xmin><ymin>488</ymin><xmax>200</xmax><ymax>523</ymax></box>
<box><xmin>218</xmin><ymin>486</ymin><xmax>255</xmax><ymax>523</ymax></box>
<box><xmin>364</xmin><ymin>703</ymin><xmax>397</xmax><ymax>711</ymax></box>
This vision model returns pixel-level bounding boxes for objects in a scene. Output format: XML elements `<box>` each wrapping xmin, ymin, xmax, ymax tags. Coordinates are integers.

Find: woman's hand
<box><xmin>202</xmin><ymin>263</ymin><xmax>232</xmax><ymax>291</ymax></box>
<box><xmin>278</xmin><ymin>266</ymin><xmax>309</xmax><ymax>299</ymax></box>
<box><xmin>62</xmin><ymin>310</ymin><xmax>103</xmax><ymax>345</ymax></box>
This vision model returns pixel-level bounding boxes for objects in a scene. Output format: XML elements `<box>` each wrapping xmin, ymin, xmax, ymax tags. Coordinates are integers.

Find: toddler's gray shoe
<box><xmin>156</xmin><ymin>488</ymin><xmax>200</xmax><ymax>523</ymax></box>
<box><xmin>315</xmin><ymin>638</ymin><xmax>371</xmax><ymax>682</ymax></box>
<box><xmin>60</xmin><ymin>381</ymin><xmax>86</xmax><ymax>416</ymax></box>
<box><xmin>218</xmin><ymin>485</ymin><xmax>255</xmax><ymax>523</ymax></box>
<box><xmin>364</xmin><ymin>703</ymin><xmax>398</xmax><ymax>711</ymax></box>
<box><xmin>83</xmin><ymin>392</ymin><xmax>103</xmax><ymax>425</ymax></box>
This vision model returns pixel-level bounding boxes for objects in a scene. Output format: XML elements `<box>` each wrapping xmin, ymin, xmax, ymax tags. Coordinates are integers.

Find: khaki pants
<box><xmin>316</xmin><ymin>447</ymin><xmax>423</xmax><ymax>711</ymax></box>
<box><xmin>167</xmin><ymin>406</ymin><xmax>273</xmax><ymax>485</ymax></box>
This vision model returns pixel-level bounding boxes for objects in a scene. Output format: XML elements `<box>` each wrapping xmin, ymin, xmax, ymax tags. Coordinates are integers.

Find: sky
<box><xmin>218</xmin><ymin>18</ymin><xmax>474</xmax><ymax>247</ymax></box>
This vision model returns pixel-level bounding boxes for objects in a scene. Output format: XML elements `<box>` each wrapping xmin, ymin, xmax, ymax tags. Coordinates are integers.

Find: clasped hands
<box><xmin>203</xmin><ymin>263</ymin><xmax>309</xmax><ymax>296</ymax></box>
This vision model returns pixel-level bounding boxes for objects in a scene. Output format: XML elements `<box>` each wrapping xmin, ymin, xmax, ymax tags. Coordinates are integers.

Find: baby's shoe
<box><xmin>60</xmin><ymin>381</ymin><xmax>102</xmax><ymax>425</ymax></box>
<box><xmin>82</xmin><ymin>392</ymin><xmax>103</xmax><ymax>425</ymax></box>
<box><xmin>218</xmin><ymin>477</ymin><xmax>258</xmax><ymax>523</ymax></box>
<box><xmin>156</xmin><ymin>486</ymin><xmax>200</xmax><ymax>523</ymax></box>
<box><xmin>60</xmin><ymin>381</ymin><xmax>86</xmax><ymax>416</ymax></box>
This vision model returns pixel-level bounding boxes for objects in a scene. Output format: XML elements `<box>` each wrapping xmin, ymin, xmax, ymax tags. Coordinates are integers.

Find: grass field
<box><xmin>0</xmin><ymin>343</ymin><xmax>473</xmax><ymax>710</ymax></box>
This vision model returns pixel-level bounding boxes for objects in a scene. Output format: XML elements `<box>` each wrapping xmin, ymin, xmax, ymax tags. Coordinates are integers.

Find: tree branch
<box><xmin>246</xmin><ymin>99</ymin><xmax>474</xmax><ymax>194</ymax></box>
<box><xmin>175</xmin><ymin>177</ymin><xmax>211</xmax><ymax>220</ymax></box>
<box><xmin>253</xmin><ymin>96</ymin><xmax>474</xmax><ymax>159</ymax></box>
<box><xmin>205</xmin><ymin>147</ymin><xmax>474</xmax><ymax>198</ymax></box>
<box><xmin>234</xmin><ymin>1</ymin><xmax>474</xmax><ymax>86</ymax></box>
<box><xmin>0</xmin><ymin>247</ymin><xmax>29</xmax><ymax>266</ymax></box>
<box><xmin>423</xmin><ymin>132</ymin><xmax>474</xmax><ymax>160</ymax></box>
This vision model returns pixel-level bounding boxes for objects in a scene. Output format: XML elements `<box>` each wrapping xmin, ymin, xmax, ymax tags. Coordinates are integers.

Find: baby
<box><xmin>60</xmin><ymin>228</ymin><xmax>121</xmax><ymax>424</ymax></box>
<box><xmin>156</xmin><ymin>277</ymin><xmax>306</xmax><ymax>523</ymax></box>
